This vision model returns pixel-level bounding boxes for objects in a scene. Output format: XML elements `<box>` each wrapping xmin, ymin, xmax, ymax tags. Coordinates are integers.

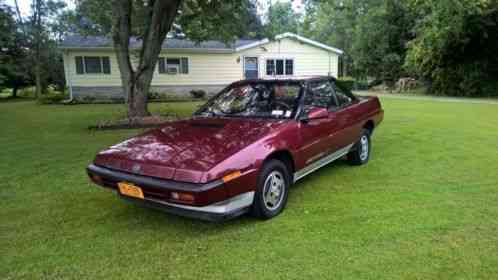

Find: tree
<box><xmin>352</xmin><ymin>0</ymin><xmax>415</xmax><ymax>84</ymax></box>
<box><xmin>86</xmin><ymin>0</ymin><xmax>256</xmax><ymax>118</ymax></box>
<box><xmin>302</xmin><ymin>0</ymin><xmax>382</xmax><ymax>77</ymax></box>
<box><xmin>263</xmin><ymin>1</ymin><xmax>300</xmax><ymax>38</ymax></box>
<box><xmin>0</xmin><ymin>1</ymin><xmax>31</xmax><ymax>97</ymax></box>
<box><xmin>405</xmin><ymin>0</ymin><xmax>498</xmax><ymax>96</ymax></box>
<box><xmin>27</xmin><ymin>0</ymin><xmax>66</xmax><ymax>98</ymax></box>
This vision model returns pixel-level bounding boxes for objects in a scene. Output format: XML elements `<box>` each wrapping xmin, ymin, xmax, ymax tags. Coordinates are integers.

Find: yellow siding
<box><xmin>63</xmin><ymin>37</ymin><xmax>339</xmax><ymax>88</ymax></box>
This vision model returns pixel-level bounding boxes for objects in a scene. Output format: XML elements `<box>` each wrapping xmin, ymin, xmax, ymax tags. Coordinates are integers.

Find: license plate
<box><xmin>118</xmin><ymin>182</ymin><xmax>144</xmax><ymax>199</ymax></box>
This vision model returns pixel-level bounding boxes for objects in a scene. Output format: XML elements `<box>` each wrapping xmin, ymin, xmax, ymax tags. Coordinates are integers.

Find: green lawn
<box><xmin>1</xmin><ymin>99</ymin><xmax>498</xmax><ymax>279</ymax></box>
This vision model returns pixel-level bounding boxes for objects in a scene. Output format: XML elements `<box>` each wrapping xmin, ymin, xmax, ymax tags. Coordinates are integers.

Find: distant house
<box><xmin>60</xmin><ymin>33</ymin><xmax>343</xmax><ymax>101</ymax></box>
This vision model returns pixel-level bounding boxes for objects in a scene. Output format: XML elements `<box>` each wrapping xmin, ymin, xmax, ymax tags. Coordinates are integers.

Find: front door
<box><xmin>244</xmin><ymin>57</ymin><xmax>258</xmax><ymax>79</ymax></box>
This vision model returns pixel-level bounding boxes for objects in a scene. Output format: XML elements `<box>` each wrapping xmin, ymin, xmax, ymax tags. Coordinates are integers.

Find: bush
<box><xmin>148</xmin><ymin>91</ymin><xmax>160</xmax><ymax>100</ymax></box>
<box><xmin>190</xmin><ymin>89</ymin><xmax>206</xmax><ymax>99</ymax></box>
<box><xmin>337</xmin><ymin>77</ymin><xmax>355</xmax><ymax>91</ymax></box>
<box><xmin>37</xmin><ymin>92</ymin><xmax>68</xmax><ymax>104</ymax></box>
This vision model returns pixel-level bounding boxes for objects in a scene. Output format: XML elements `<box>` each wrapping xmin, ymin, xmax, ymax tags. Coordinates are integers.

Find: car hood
<box><xmin>94</xmin><ymin>117</ymin><xmax>286</xmax><ymax>183</ymax></box>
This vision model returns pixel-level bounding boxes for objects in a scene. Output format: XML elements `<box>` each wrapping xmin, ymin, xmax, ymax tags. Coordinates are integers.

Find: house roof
<box><xmin>60</xmin><ymin>33</ymin><xmax>343</xmax><ymax>54</ymax></box>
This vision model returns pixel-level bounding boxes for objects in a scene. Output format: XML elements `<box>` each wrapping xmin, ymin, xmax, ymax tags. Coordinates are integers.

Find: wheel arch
<box><xmin>363</xmin><ymin>120</ymin><xmax>375</xmax><ymax>135</ymax></box>
<box><xmin>263</xmin><ymin>150</ymin><xmax>295</xmax><ymax>175</ymax></box>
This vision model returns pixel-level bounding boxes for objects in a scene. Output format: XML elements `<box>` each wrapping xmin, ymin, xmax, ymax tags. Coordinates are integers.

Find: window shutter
<box><xmin>75</xmin><ymin>56</ymin><xmax>84</xmax><ymax>74</ymax></box>
<box><xmin>180</xmin><ymin>57</ymin><xmax>189</xmax><ymax>74</ymax></box>
<box><xmin>102</xmin><ymin>57</ymin><xmax>111</xmax><ymax>74</ymax></box>
<box><xmin>158</xmin><ymin>58</ymin><xmax>166</xmax><ymax>73</ymax></box>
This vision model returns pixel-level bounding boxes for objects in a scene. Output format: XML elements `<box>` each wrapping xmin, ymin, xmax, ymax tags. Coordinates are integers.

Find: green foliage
<box><xmin>36</xmin><ymin>88</ymin><xmax>68</xmax><ymax>104</ymax></box>
<box><xmin>0</xmin><ymin>2</ymin><xmax>32</xmax><ymax>94</ymax></box>
<box><xmin>405</xmin><ymin>0</ymin><xmax>498</xmax><ymax>97</ymax></box>
<box><xmin>263</xmin><ymin>1</ymin><xmax>300</xmax><ymax>38</ymax></box>
<box><xmin>352</xmin><ymin>0</ymin><xmax>415</xmax><ymax>84</ymax></box>
<box><xmin>337</xmin><ymin>77</ymin><xmax>355</xmax><ymax>91</ymax></box>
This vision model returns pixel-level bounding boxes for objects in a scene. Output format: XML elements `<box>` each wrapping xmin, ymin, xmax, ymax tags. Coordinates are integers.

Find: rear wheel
<box><xmin>348</xmin><ymin>129</ymin><xmax>371</xmax><ymax>165</ymax></box>
<box><xmin>251</xmin><ymin>160</ymin><xmax>290</xmax><ymax>219</ymax></box>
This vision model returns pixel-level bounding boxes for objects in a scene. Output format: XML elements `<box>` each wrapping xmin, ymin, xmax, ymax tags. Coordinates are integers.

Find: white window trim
<box><xmin>157</xmin><ymin>56</ymin><xmax>190</xmax><ymax>75</ymax></box>
<box><xmin>76</xmin><ymin>56</ymin><xmax>110</xmax><ymax>75</ymax></box>
<box><xmin>265</xmin><ymin>57</ymin><xmax>295</xmax><ymax>77</ymax></box>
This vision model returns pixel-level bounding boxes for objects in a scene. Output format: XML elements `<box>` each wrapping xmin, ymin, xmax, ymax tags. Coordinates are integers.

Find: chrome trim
<box><xmin>293</xmin><ymin>143</ymin><xmax>354</xmax><ymax>182</ymax></box>
<box><xmin>146</xmin><ymin>191</ymin><xmax>255</xmax><ymax>214</ymax></box>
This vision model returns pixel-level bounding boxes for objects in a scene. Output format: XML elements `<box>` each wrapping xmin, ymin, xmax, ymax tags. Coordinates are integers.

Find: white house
<box><xmin>60</xmin><ymin>33</ymin><xmax>343</xmax><ymax>100</ymax></box>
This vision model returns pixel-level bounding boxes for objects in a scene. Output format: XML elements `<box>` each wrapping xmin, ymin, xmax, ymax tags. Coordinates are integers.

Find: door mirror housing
<box><xmin>300</xmin><ymin>107</ymin><xmax>329</xmax><ymax>122</ymax></box>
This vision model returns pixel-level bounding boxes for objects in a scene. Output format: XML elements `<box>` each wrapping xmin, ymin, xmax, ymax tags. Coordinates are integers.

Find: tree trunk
<box><xmin>111</xmin><ymin>0</ymin><xmax>182</xmax><ymax>118</ymax></box>
<box><xmin>34</xmin><ymin>0</ymin><xmax>42</xmax><ymax>99</ymax></box>
<box><xmin>35</xmin><ymin>63</ymin><xmax>42</xmax><ymax>98</ymax></box>
<box><xmin>12</xmin><ymin>86</ymin><xmax>18</xmax><ymax>98</ymax></box>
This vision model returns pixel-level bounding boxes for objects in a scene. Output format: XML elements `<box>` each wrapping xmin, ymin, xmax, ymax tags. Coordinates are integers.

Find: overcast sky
<box><xmin>7</xmin><ymin>0</ymin><xmax>303</xmax><ymax>17</ymax></box>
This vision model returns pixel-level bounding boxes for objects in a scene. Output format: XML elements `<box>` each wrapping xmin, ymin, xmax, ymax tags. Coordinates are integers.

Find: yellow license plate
<box><xmin>118</xmin><ymin>182</ymin><xmax>144</xmax><ymax>199</ymax></box>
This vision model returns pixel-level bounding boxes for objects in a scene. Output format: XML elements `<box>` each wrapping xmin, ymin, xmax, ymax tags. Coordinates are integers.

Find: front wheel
<box><xmin>251</xmin><ymin>160</ymin><xmax>290</xmax><ymax>220</ymax></box>
<box><xmin>347</xmin><ymin>129</ymin><xmax>371</xmax><ymax>165</ymax></box>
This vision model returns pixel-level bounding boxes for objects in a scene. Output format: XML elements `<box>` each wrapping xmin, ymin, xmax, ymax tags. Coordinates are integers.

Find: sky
<box><xmin>6</xmin><ymin>0</ymin><xmax>303</xmax><ymax>17</ymax></box>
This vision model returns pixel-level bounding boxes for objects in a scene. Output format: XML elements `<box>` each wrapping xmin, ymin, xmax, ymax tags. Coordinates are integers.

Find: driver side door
<box><xmin>295</xmin><ymin>80</ymin><xmax>338</xmax><ymax>174</ymax></box>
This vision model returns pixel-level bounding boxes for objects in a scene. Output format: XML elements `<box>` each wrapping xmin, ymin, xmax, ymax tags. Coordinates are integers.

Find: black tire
<box><xmin>251</xmin><ymin>159</ymin><xmax>290</xmax><ymax>220</ymax></box>
<box><xmin>347</xmin><ymin>129</ymin><xmax>371</xmax><ymax>166</ymax></box>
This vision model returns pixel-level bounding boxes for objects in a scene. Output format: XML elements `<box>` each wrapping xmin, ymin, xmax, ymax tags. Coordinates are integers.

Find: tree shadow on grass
<box><xmin>0</xmin><ymin>96</ymin><xmax>35</xmax><ymax>103</ymax></box>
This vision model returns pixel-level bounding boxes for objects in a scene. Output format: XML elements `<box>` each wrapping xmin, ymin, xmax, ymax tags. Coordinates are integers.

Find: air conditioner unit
<box><xmin>167</xmin><ymin>66</ymin><xmax>179</xmax><ymax>74</ymax></box>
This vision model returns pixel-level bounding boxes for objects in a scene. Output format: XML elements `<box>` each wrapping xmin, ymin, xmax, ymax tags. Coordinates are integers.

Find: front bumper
<box><xmin>121</xmin><ymin>191</ymin><xmax>254</xmax><ymax>222</ymax></box>
<box><xmin>87</xmin><ymin>164</ymin><xmax>254</xmax><ymax>221</ymax></box>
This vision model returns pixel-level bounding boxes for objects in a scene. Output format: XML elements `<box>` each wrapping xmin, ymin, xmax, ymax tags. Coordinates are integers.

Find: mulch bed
<box><xmin>88</xmin><ymin>114</ymin><xmax>178</xmax><ymax>130</ymax></box>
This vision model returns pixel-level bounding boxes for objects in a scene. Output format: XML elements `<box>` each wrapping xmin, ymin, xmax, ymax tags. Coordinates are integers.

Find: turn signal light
<box><xmin>171</xmin><ymin>192</ymin><xmax>195</xmax><ymax>203</ymax></box>
<box><xmin>222</xmin><ymin>171</ymin><xmax>242</xmax><ymax>183</ymax></box>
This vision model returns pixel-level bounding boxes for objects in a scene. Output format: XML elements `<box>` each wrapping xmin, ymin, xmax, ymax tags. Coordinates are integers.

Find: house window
<box><xmin>158</xmin><ymin>57</ymin><xmax>189</xmax><ymax>74</ymax></box>
<box><xmin>266</xmin><ymin>59</ymin><xmax>294</xmax><ymax>76</ymax></box>
<box><xmin>75</xmin><ymin>56</ymin><xmax>110</xmax><ymax>74</ymax></box>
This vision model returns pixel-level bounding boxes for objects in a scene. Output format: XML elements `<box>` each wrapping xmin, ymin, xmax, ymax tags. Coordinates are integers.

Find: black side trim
<box><xmin>87</xmin><ymin>164</ymin><xmax>223</xmax><ymax>193</ymax></box>
<box><xmin>120</xmin><ymin>196</ymin><xmax>249</xmax><ymax>222</ymax></box>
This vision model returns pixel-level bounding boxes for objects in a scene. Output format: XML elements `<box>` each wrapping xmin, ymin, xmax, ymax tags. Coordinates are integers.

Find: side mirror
<box><xmin>300</xmin><ymin>107</ymin><xmax>329</xmax><ymax>122</ymax></box>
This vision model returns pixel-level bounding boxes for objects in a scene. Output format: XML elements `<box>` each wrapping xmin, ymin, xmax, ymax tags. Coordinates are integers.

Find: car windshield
<box><xmin>195</xmin><ymin>82</ymin><xmax>302</xmax><ymax>119</ymax></box>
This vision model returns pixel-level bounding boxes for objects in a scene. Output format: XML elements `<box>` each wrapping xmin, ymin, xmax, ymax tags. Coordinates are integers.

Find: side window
<box><xmin>305</xmin><ymin>81</ymin><xmax>338</xmax><ymax>109</ymax></box>
<box><xmin>333</xmin><ymin>83</ymin><xmax>353</xmax><ymax>107</ymax></box>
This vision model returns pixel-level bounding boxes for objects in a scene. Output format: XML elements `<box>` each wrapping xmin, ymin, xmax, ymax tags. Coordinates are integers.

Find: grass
<box><xmin>1</xmin><ymin>99</ymin><xmax>498</xmax><ymax>279</ymax></box>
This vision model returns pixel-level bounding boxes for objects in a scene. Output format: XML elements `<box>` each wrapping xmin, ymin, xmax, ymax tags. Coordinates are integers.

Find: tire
<box><xmin>347</xmin><ymin>129</ymin><xmax>371</xmax><ymax>166</ymax></box>
<box><xmin>251</xmin><ymin>159</ymin><xmax>290</xmax><ymax>220</ymax></box>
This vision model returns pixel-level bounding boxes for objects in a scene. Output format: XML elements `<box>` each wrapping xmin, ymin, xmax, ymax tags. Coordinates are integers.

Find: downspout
<box><xmin>63</xmin><ymin>50</ymin><xmax>74</xmax><ymax>103</ymax></box>
<box><xmin>328</xmin><ymin>52</ymin><xmax>331</xmax><ymax>77</ymax></box>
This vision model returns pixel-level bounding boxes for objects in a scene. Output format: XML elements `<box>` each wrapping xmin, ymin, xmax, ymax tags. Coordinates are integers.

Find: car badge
<box><xmin>132</xmin><ymin>164</ymin><xmax>142</xmax><ymax>173</ymax></box>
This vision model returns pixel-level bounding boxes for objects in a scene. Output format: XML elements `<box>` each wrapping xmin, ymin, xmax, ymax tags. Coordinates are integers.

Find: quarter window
<box><xmin>158</xmin><ymin>57</ymin><xmax>189</xmax><ymax>74</ymax></box>
<box><xmin>266</xmin><ymin>59</ymin><xmax>294</xmax><ymax>76</ymax></box>
<box><xmin>305</xmin><ymin>81</ymin><xmax>337</xmax><ymax>108</ymax></box>
<box><xmin>75</xmin><ymin>56</ymin><xmax>111</xmax><ymax>74</ymax></box>
<box><xmin>333</xmin><ymin>83</ymin><xmax>354</xmax><ymax>107</ymax></box>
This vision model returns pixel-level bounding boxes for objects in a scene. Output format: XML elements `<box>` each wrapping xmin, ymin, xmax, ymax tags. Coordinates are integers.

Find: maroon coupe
<box><xmin>87</xmin><ymin>76</ymin><xmax>383</xmax><ymax>221</ymax></box>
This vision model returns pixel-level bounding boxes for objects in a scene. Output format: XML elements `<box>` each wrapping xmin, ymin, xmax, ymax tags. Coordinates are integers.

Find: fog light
<box><xmin>171</xmin><ymin>192</ymin><xmax>195</xmax><ymax>203</ymax></box>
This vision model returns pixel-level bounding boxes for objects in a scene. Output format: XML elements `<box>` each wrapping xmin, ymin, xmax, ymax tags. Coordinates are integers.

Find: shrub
<box><xmin>337</xmin><ymin>77</ymin><xmax>355</xmax><ymax>91</ymax></box>
<box><xmin>37</xmin><ymin>92</ymin><xmax>68</xmax><ymax>104</ymax></box>
<box><xmin>190</xmin><ymin>89</ymin><xmax>206</xmax><ymax>99</ymax></box>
